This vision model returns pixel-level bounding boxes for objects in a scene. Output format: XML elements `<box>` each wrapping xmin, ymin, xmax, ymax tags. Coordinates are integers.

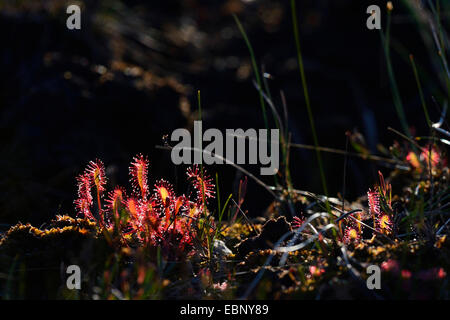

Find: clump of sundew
<box><xmin>73</xmin><ymin>155</ymin><xmax>217</xmax><ymax>261</ymax></box>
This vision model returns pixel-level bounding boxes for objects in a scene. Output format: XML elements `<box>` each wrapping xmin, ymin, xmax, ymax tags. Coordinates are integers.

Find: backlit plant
<box><xmin>74</xmin><ymin>154</ymin><xmax>216</xmax><ymax>260</ymax></box>
<box><xmin>341</xmin><ymin>171</ymin><xmax>394</xmax><ymax>244</ymax></box>
<box><xmin>341</xmin><ymin>209</ymin><xmax>363</xmax><ymax>244</ymax></box>
<box><xmin>406</xmin><ymin>144</ymin><xmax>446</xmax><ymax>175</ymax></box>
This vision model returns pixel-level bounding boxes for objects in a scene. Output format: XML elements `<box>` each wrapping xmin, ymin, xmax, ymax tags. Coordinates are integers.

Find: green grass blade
<box><xmin>290</xmin><ymin>0</ymin><xmax>329</xmax><ymax>206</ymax></box>
<box><xmin>410</xmin><ymin>54</ymin><xmax>432</xmax><ymax>127</ymax></box>
<box><xmin>380</xmin><ymin>9</ymin><xmax>412</xmax><ymax>137</ymax></box>
<box><xmin>233</xmin><ymin>14</ymin><xmax>269</xmax><ymax>130</ymax></box>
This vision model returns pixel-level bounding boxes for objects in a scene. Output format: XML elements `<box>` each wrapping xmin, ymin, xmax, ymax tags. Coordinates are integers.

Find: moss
<box><xmin>0</xmin><ymin>215</ymin><xmax>111</xmax><ymax>299</ymax></box>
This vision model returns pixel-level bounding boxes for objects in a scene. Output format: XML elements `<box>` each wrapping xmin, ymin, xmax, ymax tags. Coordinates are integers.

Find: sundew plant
<box><xmin>74</xmin><ymin>155</ymin><xmax>217</xmax><ymax>261</ymax></box>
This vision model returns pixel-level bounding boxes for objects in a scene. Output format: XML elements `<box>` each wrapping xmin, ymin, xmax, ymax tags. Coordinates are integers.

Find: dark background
<box><xmin>0</xmin><ymin>0</ymin><xmax>447</xmax><ymax>225</ymax></box>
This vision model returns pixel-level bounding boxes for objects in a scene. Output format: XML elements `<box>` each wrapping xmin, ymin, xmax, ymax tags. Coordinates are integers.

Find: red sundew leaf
<box><xmin>406</xmin><ymin>151</ymin><xmax>421</xmax><ymax>171</ymax></box>
<box><xmin>174</xmin><ymin>195</ymin><xmax>188</xmax><ymax>215</ymax></box>
<box><xmin>74</xmin><ymin>198</ymin><xmax>94</xmax><ymax>220</ymax></box>
<box><xmin>378</xmin><ymin>171</ymin><xmax>386</xmax><ymax>194</ymax></box>
<box><xmin>292</xmin><ymin>216</ymin><xmax>305</xmax><ymax>229</ymax></box>
<box><xmin>76</xmin><ymin>172</ymin><xmax>92</xmax><ymax>203</ymax></box>
<box><xmin>367</xmin><ymin>189</ymin><xmax>381</xmax><ymax>216</ymax></box>
<box><xmin>74</xmin><ymin>172</ymin><xmax>94</xmax><ymax>219</ymax></box>
<box><xmin>376</xmin><ymin>212</ymin><xmax>393</xmax><ymax>234</ymax></box>
<box><xmin>343</xmin><ymin>226</ymin><xmax>361</xmax><ymax>244</ymax></box>
<box><xmin>129</xmin><ymin>154</ymin><xmax>150</xmax><ymax>199</ymax></box>
<box><xmin>154</xmin><ymin>179</ymin><xmax>175</xmax><ymax>208</ymax></box>
<box><xmin>186</xmin><ymin>165</ymin><xmax>215</xmax><ymax>203</ymax></box>
<box><xmin>106</xmin><ymin>187</ymin><xmax>126</xmax><ymax>213</ymax></box>
<box><xmin>420</xmin><ymin>145</ymin><xmax>442</xmax><ymax>168</ymax></box>
<box><xmin>105</xmin><ymin>186</ymin><xmax>127</xmax><ymax>228</ymax></box>
<box><xmin>238</xmin><ymin>176</ymin><xmax>248</xmax><ymax>206</ymax></box>
<box><xmin>126</xmin><ymin>197</ymin><xmax>140</xmax><ymax>221</ymax></box>
<box><xmin>86</xmin><ymin>159</ymin><xmax>107</xmax><ymax>193</ymax></box>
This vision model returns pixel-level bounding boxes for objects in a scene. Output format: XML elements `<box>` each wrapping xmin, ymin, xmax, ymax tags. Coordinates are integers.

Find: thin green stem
<box><xmin>197</xmin><ymin>90</ymin><xmax>210</xmax><ymax>258</ymax></box>
<box><xmin>233</xmin><ymin>14</ymin><xmax>269</xmax><ymax>130</ymax></box>
<box><xmin>380</xmin><ymin>11</ymin><xmax>412</xmax><ymax>137</ymax></box>
<box><xmin>410</xmin><ymin>54</ymin><xmax>432</xmax><ymax>127</ymax></box>
<box><xmin>290</xmin><ymin>0</ymin><xmax>329</xmax><ymax>207</ymax></box>
<box><xmin>197</xmin><ymin>90</ymin><xmax>206</xmax><ymax>208</ymax></box>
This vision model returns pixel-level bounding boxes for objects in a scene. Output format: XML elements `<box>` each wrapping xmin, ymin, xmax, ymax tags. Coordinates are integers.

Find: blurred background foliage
<box><xmin>0</xmin><ymin>0</ymin><xmax>448</xmax><ymax>225</ymax></box>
